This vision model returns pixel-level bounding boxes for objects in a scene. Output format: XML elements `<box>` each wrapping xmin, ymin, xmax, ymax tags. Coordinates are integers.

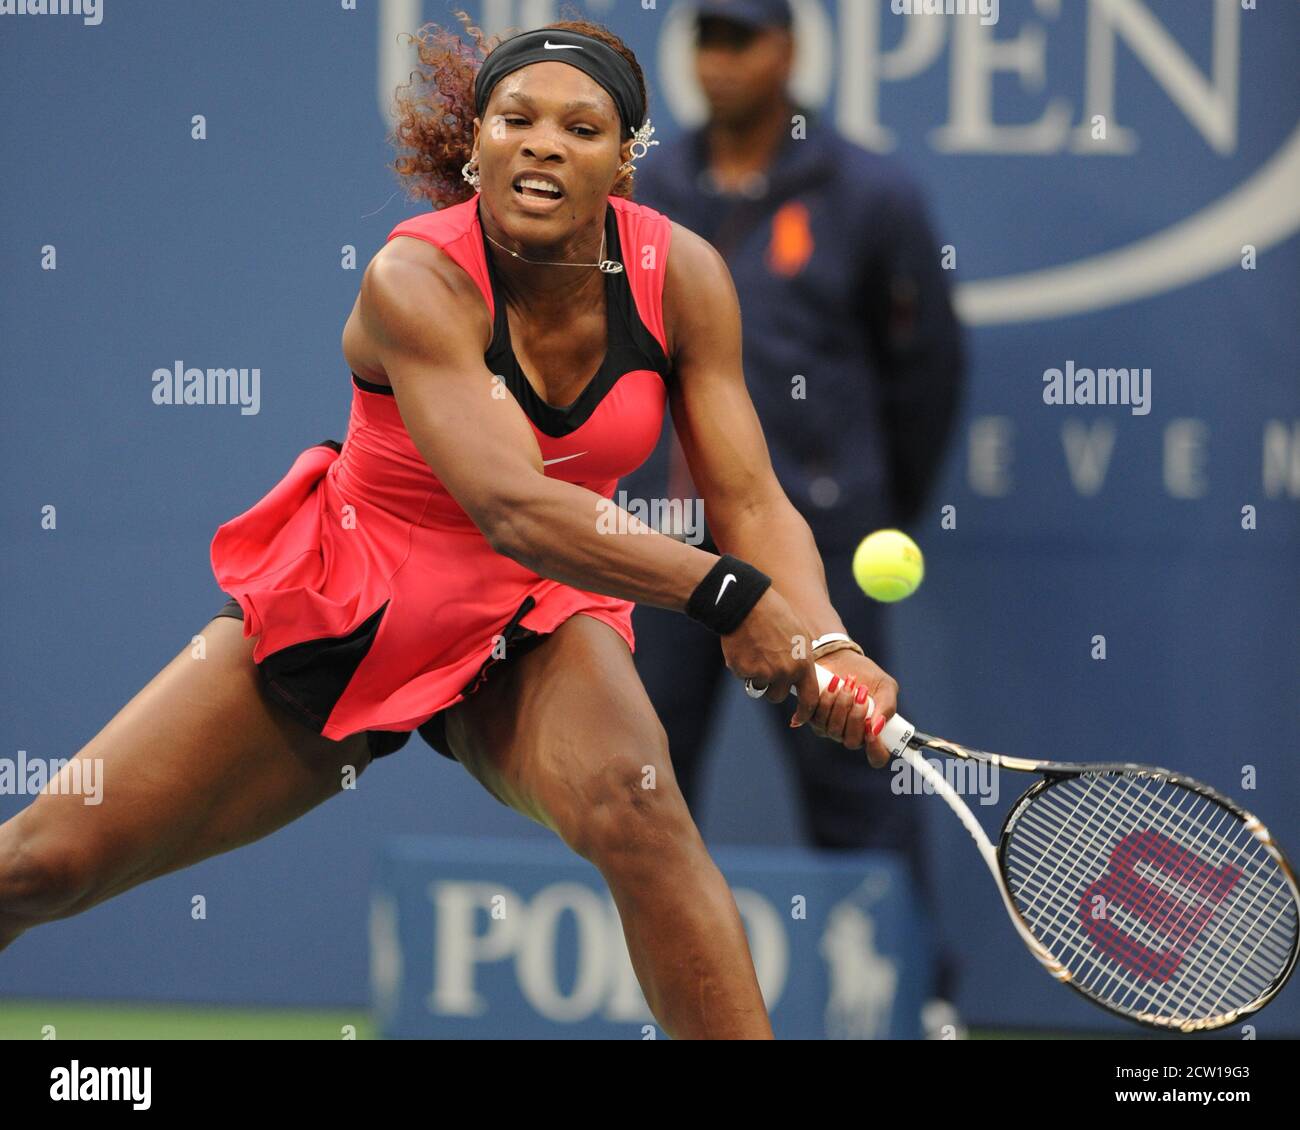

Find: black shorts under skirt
<box><xmin>211</xmin><ymin>594</ymin><xmax>548</xmax><ymax>763</ymax></box>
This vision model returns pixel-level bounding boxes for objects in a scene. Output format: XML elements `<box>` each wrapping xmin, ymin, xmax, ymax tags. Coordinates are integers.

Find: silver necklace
<box><xmin>483</xmin><ymin>228</ymin><xmax>624</xmax><ymax>274</ymax></box>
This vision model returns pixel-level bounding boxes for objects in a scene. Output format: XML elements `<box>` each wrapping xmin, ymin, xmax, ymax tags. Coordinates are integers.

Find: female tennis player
<box><xmin>0</xmin><ymin>16</ymin><xmax>899</xmax><ymax>1039</ymax></box>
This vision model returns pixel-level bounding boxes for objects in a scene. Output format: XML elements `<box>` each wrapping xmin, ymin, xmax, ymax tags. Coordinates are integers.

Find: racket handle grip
<box><xmin>879</xmin><ymin>712</ymin><xmax>916</xmax><ymax>756</ymax></box>
<box><xmin>806</xmin><ymin>662</ymin><xmax>916</xmax><ymax>756</ymax></box>
<box><xmin>745</xmin><ymin>664</ymin><xmax>915</xmax><ymax>753</ymax></box>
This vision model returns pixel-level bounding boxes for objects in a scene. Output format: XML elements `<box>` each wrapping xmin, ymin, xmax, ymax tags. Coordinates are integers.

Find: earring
<box><xmin>619</xmin><ymin>118</ymin><xmax>660</xmax><ymax>177</ymax></box>
<box><xmin>625</xmin><ymin>117</ymin><xmax>659</xmax><ymax>172</ymax></box>
<box><xmin>461</xmin><ymin>159</ymin><xmax>481</xmax><ymax>191</ymax></box>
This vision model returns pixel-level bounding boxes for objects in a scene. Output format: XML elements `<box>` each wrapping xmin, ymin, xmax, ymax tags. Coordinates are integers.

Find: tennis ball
<box><xmin>852</xmin><ymin>529</ymin><xmax>924</xmax><ymax>603</ymax></box>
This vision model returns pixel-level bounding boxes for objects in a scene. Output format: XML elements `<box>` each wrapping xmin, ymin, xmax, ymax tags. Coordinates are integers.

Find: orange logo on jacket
<box><xmin>766</xmin><ymin>202</ymin><xmax>815</xmax><ymax>278</ymax></box>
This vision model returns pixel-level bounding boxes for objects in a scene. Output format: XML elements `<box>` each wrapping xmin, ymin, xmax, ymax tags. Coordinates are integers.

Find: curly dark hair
<box><xmin>390</xmin><ymin>8</ymin><xmax>649</xmax><ymax>210</ymax></box>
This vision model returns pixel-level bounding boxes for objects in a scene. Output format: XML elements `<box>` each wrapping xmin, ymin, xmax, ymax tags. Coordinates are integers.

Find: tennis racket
<box><xmin>746</xmin><ymin>663</ymin><xmax>1299</xmax><ymax>1032</ymax></box>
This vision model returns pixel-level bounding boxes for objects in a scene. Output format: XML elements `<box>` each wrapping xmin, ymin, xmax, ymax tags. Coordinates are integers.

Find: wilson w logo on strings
<box><xmin>1079</xmin><ymin>830</ymin><xmax>1243</xmax><ymax>984</ymax></box>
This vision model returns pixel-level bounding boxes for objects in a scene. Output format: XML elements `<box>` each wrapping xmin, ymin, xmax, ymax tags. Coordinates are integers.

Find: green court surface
<box><xmin>0</xmin><ymin>1000</ymin><xmax>1107</xmax><ymax>1039</ymax></box>
<box><xmin>0</xmin><ymin>1001</ymin><xmax>377</xmax><ymax>1040</ymax></box>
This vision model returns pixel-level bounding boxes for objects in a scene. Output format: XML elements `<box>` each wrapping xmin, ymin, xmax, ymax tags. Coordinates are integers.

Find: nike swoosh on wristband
<box><xmin>715</xmin><ymin>574</ymin><xmax>738</xmax><ymax>604</ymax></box>
<box><xmin>544</xmin><ymin>40</ymin><xmax>583</xmax><ymax>50</ymax></box>
<box><xmin>542</xmin><ymin>451</ymin><xmax>588</xmax><ymax>466</ymax></box>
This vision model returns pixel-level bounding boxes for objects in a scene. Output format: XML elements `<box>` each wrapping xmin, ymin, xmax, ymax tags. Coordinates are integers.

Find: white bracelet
<box><xmin>811</xmin><ymin>632</ymin><xmax>853</xmax><ymax>650</ymax></box>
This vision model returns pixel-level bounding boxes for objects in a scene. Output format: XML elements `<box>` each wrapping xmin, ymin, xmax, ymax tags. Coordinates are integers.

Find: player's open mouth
<box><xmin>513</xmin><ymin>174</ymin><xmax>565</xmax><ymax>201</ymax></box>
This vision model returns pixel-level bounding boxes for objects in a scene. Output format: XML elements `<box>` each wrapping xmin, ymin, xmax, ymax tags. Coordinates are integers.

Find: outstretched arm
<box><xmin>662</xmin><ymin>223</ymin><xmax>897</xmax><ymax>761</ymax></box>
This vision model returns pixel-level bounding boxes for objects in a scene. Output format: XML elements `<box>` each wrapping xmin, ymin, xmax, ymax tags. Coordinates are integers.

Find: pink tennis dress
<box><xmin>209</xmin><ymin>194</ymin><xmax>675</xmax><ymax>757</ymax></box>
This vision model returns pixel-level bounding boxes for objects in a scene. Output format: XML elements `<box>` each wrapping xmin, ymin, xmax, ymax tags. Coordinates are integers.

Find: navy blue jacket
<box><xmin>627</xmin><ymin>106</ymin><xmax>965</xmax><ymax>552</ymax></box>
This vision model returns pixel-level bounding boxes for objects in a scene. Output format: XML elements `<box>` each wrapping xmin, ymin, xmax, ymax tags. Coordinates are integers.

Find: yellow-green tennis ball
<box><xmin>853</xmin><ymin>529</ymin><xmax>924</xmax><ymax>603</ymax></box>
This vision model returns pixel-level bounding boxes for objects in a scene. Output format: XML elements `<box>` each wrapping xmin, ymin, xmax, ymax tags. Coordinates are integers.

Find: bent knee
<box><xmin>559</xmin><ymin>735</ymin><xmax>700</xmax><ymax>867</ymax></box>
<box><xmin>0</xmin><ymin>825</ymin><xmax>102</xmax><ymax>925</ymax></box>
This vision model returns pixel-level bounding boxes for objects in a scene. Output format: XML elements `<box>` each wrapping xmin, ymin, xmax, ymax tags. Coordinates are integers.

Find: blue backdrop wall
<box><xmin>1</xmin><ymin>0</ymin><xmax>1296</xmax><ymax>1034</ymax></box>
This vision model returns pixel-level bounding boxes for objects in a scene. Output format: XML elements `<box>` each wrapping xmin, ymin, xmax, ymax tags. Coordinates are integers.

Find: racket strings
<box><xmin>1017</xmin><ymin>781</ymin><xmax>1262</xmax><ymax>968</ymax></box>
<box><xmin>1011</xmin><ymin>776</ymin><xmax>1224</xmax><ymax>1011</ymax></box>
<box><xmin>1002</xmin><ymin>772</ymin><xmax>1297</xmax><ymax>1026</ymax></box>
<box><xmin>1008</xmin><ymin>811</ymin><xmax>1267</xmax><ymax>1021</ymax></box>
<box><xmin>1014</xmin><ymin>780</ymin><xmax>1287</xmax><ymax>1019</ymax></box>
<box><xmin>1136</xmin><ymin>782</ymin><xmax>1292</xmax><ymax>1019</ymax></box>
<box><xmin>1014</xmin><ymin>783</ymin><xmax>1291</xmax><ymax>1023</ymax></box>
<box><xmin>1012</xmin><ymin>778</ymin><xmax>1290</xmax><ymax>1018</ymax></box>
<box><xmin>931</xmin><ymin>744</ymin><xmax>1278</xmax><ymax>993</ymax></box>
<box><xmin>1021</xmin><ymin>778</ymin><xmax>1284</xmax><ymax>980</ymax></box>
<box><xmin>1078</xmin><ymin>780</ymin><xmax>1289</xmax><ymax>1012</ymax></box>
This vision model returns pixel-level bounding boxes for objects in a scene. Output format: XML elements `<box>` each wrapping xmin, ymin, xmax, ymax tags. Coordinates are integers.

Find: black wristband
<box><xmin>685</xmin><ymin>555</ymin><xmax>771</xmax><ymax>635</ymax></box>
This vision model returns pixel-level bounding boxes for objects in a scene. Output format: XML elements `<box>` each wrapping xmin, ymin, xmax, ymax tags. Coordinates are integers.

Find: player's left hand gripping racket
<box><xmin>748</xmin><ymin>664</ymin><xmax>1299</xmax><ymax>1032</ymax></box>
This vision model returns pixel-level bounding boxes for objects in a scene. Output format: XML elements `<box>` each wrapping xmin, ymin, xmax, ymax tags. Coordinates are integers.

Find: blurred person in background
<box><xmin>626</xmin><ymin>0</ymin><xmax>966</xmax><ymax>1032</ymax></box>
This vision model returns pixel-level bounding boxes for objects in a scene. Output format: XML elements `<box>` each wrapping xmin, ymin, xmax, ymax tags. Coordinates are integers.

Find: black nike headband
<box><xmin>473</xmin><ymin>28</ymin><xmax>646</xmax><ymax>138</ymax></box>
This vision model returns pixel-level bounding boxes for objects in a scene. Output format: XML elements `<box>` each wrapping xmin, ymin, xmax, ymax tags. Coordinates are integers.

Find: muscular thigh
<box><xmin>11</xmin><ymin>615</ymin><xmax>371</xmax><ymax>900</ymax></box>
<box><xmin>443</xmin><ymin>614</ymin><xmax>683</xmax><ymax>842</ymax></box>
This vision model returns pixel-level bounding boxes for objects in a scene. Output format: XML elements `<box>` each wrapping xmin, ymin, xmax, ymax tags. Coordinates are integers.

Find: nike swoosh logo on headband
<box><xmin>543</xmin><ymin>40</ymin><xmax>583</xmax><ymax>50</ymax></box>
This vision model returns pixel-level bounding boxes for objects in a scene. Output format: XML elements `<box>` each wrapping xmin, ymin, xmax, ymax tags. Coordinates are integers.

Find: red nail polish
<box><xmin>828</xmin><ymin>675</ymin><xmax>840</xmax><ymax>693</ymax></box>
<box><xmin>789</xmin><ymin>716</ymin><xmax>802</xmax><ymax>728</ymax></box>
<box><xmin>872</xmin><ymin>714</ymin><xmax>886</xmax><ymax>736</ymax></box>
<box><xmin>855</xmin><ymin>686</ymin><xmax>869</xmax><ymax>705</ymax></box>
